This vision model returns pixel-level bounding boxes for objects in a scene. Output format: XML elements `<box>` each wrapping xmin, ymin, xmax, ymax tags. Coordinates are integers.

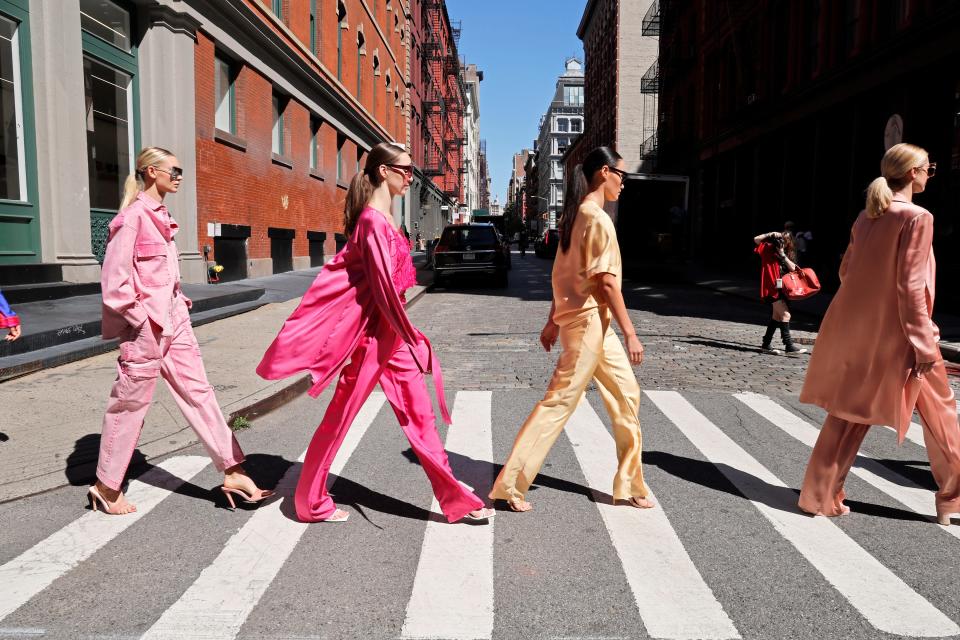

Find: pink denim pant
<box><xmin>96</xmin><ymin>297</ymin><xmax>244</xmax><ymax>490</ymax></box>
<box><xmin>295</xmin><ymin>331</ymin><xmax>484</xmax><ymax>523</ymax></box>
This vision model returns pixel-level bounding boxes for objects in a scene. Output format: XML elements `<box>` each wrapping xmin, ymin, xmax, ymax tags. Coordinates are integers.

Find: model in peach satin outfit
<box><xmin>257</xmin><ymin>143</ymin><xmax>493</xmax><ymax>524</ymax></box>
<box><xmin>798</xmin><ymin>144</ymin><xmax>960</xmax><ymax>523</ymax></box>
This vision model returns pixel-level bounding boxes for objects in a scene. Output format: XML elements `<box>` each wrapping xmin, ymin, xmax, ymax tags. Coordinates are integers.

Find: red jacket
<box><xmin>755</xmin><ymin>242</ymin><xmax>782</xmax><ymax>299</ymax></box>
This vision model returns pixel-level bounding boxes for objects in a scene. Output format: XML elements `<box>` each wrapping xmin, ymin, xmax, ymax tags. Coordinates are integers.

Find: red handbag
<box><xmin>781</xmin><ymin>267</ymin><xmax>821</xmax><ymax>300</ymax></box>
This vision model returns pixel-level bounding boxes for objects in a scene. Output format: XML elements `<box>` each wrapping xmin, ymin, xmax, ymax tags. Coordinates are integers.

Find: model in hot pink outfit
<box><xmin>258</xmin><ymin>143</ymin><xmax>493</xmax><ymax>524</ymax></box>
<box><xmin>798</xmin><ymin>143</ymin><xmax>960</xmax><ymax>525</ymax></box>
<box><xmin>90</xmin><ymin>147</ymin><xmax>272</xmax><ymax>515</ymax></box>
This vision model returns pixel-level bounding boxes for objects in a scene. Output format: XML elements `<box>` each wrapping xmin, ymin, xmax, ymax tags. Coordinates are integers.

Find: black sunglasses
<box><xmin>918</xmin><ymin>162</ymin><xmax>937</xmax><ymax>178</ymax></box>
<box><xmin>385</xmin><ymin>163</ymin><xmax>414</xmax><ymax>178</ymax></box>
<box><xmin>608</xmin><ymin>166</ymin><xmax>629</xmax><ymax>180</ymax></box>
<box><xmin>153</xmin><ymin>166</ymin><xmax>184</xmax><ymax>180</ymax></box>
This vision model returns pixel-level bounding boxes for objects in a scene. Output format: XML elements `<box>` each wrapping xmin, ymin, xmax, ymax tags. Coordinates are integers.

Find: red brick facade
<box><xmin>194</xmin><ymin>0</ymin><xmax>410</xmax><ymax>277</ymax></box>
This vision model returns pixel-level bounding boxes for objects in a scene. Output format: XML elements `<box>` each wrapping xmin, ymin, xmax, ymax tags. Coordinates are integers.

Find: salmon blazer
<box><xmin>256</xmin><ymin>209</ymin><xmax>451</xmax><ymax>423</ymax></box>
<box><xmin>800</xmin><ymin>203</ymin><xmax>939</xmax><ymax>439</ymax></box>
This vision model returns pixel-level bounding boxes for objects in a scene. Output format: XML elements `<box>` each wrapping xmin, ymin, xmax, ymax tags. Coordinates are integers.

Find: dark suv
<box><xmin>433</xmin><ymin>223</ymin><xmax>509</xmax><ymax>287</ymax></box>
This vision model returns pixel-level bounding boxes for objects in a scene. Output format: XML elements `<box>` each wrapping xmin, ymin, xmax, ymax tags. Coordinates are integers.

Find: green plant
<box><xmin>230</xmin><ymin>415</ymin><xmax>251</xmax><ymax>431</ymax></box>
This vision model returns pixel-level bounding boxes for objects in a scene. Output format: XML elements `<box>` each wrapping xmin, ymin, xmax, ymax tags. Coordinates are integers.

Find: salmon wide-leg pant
<box><xmin>294</xmin><ymin>331</ymin><xmax>484</xmax><ymax>523</ymax></box>
<box><xmin>799</xmin><ymin>361</ymin><xmax>960</xmax><ymax>516</ymax></box>
<box><xmin>97</xmin><ymin>298</ymin><xmax>245</xmax><ymax>491</ymax></box>
<box><xmin>489</xmin><ymin>311</ymin><xmax>649</xmax><ymax>503</ymax></box>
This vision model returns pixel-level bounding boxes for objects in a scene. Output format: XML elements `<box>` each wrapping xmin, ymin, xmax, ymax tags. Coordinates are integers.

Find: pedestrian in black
<box><xmin>519</xmin><ymin>229</ymin><xmax>529</xmax><ymax>258</ymax></box>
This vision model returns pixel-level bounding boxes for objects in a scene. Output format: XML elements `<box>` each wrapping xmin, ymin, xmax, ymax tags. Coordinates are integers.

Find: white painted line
<box><xmin>646</xmin><ymin>391</ymin><xmax>959</xmax><ymax>638</ymax></box>
<box><xmin>0</xmin><ymin>455</ymin><xmax>210</xmax><ymax>623</ymax></box>
<box><xmin>565</xmin><ymin>401</ymin><xmax>740</xmax><ymax>640</ymax></box>
<box><xmin>401</xmin><ymin>391</ymin><xmax>494</xmax><ymax>640</ymax></box>
<box><xmin>735</xmin><ymin>393</ymin><xmax>960</xmax><ymax>540</ymax></box>
<box><xmin>141</xmin><ymin>393</ymin><xmax>386</xmax><ymax>640</ymax></box>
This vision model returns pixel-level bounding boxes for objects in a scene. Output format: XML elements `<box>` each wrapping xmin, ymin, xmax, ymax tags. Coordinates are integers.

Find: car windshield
<box><xmin>440</xmin><ymin>227</ymin><xmax>497</xmax><ymax>249</ymax></box>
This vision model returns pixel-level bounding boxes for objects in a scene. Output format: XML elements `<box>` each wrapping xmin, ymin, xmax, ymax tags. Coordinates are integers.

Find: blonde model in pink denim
<box><xmin>258</xmin><ymin>143</ymin><xmax>494</xmax><ymax>523</ymax></box>
<box><xmin>90</xmin><ymin>147</ymin><xmax>273</xmax><ymax>515</ymax></box>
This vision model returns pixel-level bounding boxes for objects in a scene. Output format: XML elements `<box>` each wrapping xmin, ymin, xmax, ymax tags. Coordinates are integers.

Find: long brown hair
<box><xmin>344</xmin><ymin>142</ymin><xmax>406</xmax><ymax>235</ymax></box>
<box><xmin>558</xmin><ymin>146</ymin><xmax>622</xmax><ymax>253</ymax></box>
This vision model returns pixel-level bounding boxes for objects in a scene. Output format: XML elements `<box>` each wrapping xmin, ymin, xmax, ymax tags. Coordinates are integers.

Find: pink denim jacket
<box><xmin>257</xmin><ymin>207</ymin><xmax>451</xmax><ymax>423</ymax></box>
<box><xmin>101</xmin><ymin>192</ymin><xmax>191</xmax><ymax>340</ymax></box>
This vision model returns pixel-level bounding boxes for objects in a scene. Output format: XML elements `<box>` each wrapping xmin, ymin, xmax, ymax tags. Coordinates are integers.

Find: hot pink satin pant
<box><xmin>96</xmin><ymin>298</ymin><xmax>244</xmax><ymax>490</ymax></box>
<box><xmin>799</xmin><ymin>362</ymin><xmax>960</xmax><ymax>516</ymax></box>
<box><xmin>294</xmin><ymin>332</ymin><xmax>484</xmax><ymax>523</ymax></box>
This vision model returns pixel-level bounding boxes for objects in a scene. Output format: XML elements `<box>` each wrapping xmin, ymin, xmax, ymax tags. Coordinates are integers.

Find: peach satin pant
<box><xmin>799</xmin><ymin>361</ymin><xmax>960</xmax><ymax>517</ymax></box>
<box><xmin>97</xmin><ymin>297</ymin><xmax>244</xmax><ymax>490</ymax></box>
<box><xmin>489</xmin><ymin>311</ymin><xmax>649</xmax><ymax>503</ymax></box>
<box><xmin>294</xmin><ymin>331</ymin><xmax>484</xmax><ymax>523</ymax></box>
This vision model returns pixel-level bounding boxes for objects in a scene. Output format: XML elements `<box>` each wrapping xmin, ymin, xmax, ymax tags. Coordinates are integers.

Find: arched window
<box><xmin>372</xmin><ymin>52</ymin><xmax>380</xmax><ymax>118</ymax></box>
<box><xmin>336</xmin><ymin>1</ymin><xmax>347</xmax><ymax>81</ymax></box>
<box><xmin>384</xmin><ymin>72</ymin><xmax>392</xmax><ymax>132</ymax></box>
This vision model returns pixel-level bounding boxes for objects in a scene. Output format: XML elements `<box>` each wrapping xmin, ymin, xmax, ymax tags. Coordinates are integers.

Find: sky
<box><xmin>446</xmin><ymin>0</ymin><xmax>587</xmax><ymax>206</ymax></box>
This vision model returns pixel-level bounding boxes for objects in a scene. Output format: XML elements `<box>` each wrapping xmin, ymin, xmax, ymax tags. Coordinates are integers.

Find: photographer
<box><xmin>754</xmin><ymin>228</ymin><xmax>808</xmax><ymax>355</ymax></box>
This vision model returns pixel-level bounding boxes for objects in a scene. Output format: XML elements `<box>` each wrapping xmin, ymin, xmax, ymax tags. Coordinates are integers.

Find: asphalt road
<box><xmin>1</xmin><ymin>254</ymin><xmax>958</xmax><ymax>640</ymax></box>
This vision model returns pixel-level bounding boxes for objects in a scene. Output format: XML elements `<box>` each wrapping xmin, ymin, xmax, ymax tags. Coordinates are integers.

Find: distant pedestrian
<box><xmin>0</xmin><ymin>290</ymin><xmax>20</xmax><ymax>341</ymax></box>
<box><xmin>799</xmin><ymin>143</ymin><xmax>960</xmax><ymax>524</ymax></box>
<box><xmin>518</xmin><ymin>228</ymin><xmax>529</xmax><ymax>258</ymax></box>
<box><xmin>754</xmin><ymin>228</ymin><xmax>808</xmax><ymax>355</ymax></box>
<box><xmin>489</xmin><ymin>146</ymin><xmax>654</xmax><ymax>513</ymax></box>
<box><xmin>90</xmin><ymin>146</ymin><xmax>273</xmax><ymax>515</ymax></box>
<box><xmin>258</xmin><ymin>142</ymin><xmax>493</xmax><ymax>524</ymax></box>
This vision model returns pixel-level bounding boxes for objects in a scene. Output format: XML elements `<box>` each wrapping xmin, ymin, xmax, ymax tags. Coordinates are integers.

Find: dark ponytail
<box><xmin>343</xmin><ymin>142</ymin><xmax>407</xmax><ymax>235</ymax></box>
<box><xmin>557</xmin><ymin>146</ymin><xmax>623</xmax><ymax>253</ymax></box>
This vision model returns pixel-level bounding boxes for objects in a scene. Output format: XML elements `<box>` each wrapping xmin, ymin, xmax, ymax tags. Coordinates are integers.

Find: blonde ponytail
<box><xmin>118</xmin><ymin>146</ymin><xmax>176</xmax><ymax>211</ymax></box>
<box><xmin>865</xmin><ymin>142</ymin><xmax>929</xmax><ymax>218</ymax></box>
<box><xmin>342</xmin><ymin>141</ymin><xmax>407</xmax><ymax>235</ymax></box>
<box><xmin>865</xmin><ymin>176</ymin><xmax>892</xmax><ymax>219</ymax></box>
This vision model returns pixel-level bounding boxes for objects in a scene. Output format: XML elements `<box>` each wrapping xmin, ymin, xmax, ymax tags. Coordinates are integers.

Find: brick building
<box><xmin>1</xmin><ymin>0</ymin><xmax>464</xmax><ymax>287</ymax></box>
<box><xmin>655</xmin><ymin>0</ymin><xmax>960</xmax><ymax>307</ymax></box>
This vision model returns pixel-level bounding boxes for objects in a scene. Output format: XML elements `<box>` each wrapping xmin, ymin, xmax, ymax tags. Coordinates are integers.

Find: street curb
<box><xmin>0</xmin><ymin>283</ymin><xmax>434</xmax><ymax>503</ymax></box>
<box><xmin>686</xmin><ymin>278</ymin><xmax>960</xmax><ymax>364</ymax></box>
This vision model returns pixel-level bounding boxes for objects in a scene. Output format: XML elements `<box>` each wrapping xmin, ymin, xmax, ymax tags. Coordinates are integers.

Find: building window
<box><xmin>0</xmin><ymin>15</ymin><xmax>26</xmax><ymax>201</ymax></box>
<box><xmin>805</xmin><ymin>0</ymin><xmax>821</xmax><ymax>76</ymax></box>
<box><xmin>356</xmin><ymin>30</ymin><xmax>365</xmax><ymax>99</ymax></box>
<box><xmin>310</xmin><ymin>117</ymin><xmax>321</xmax><ymax>171</ymax></box>
<box><xmin>563</xmin><ymin>85</ymin><xmax>583</xmax><ymax>106</ymax></box>
<box><xmin>272</xmin><ymin>0</ymin><xmax>282</xmax><ymax>20</ymax></box>
<box><xmin>214</xmin><ymin>54</ymin><xmax>235</xmax><ymax>134</ymax></box>
<box><xmin>571</xmin><ymin>118</ymin><xmax>582</xmax><ymax>133</ymax></box>
<box><xmin>336</xmin><ymin>133</ymin><xmax>345</xmax><ymax>182</ymax></box>
<box><xmin>372</xmin><ymin>54</ymin><xmax>380</xmax><ymax>116</ymax></box>
<box><xmin>310</xmin><ymin>0</ymin><xmax>318</xmax><ymax>54</ymax></box>
<box><xmin>79</xmin><ymin>0</ymin><xmax>131</xmax><ymax>51</ymax></box>
<box><xmin>556</xmin><ymin>118</ymin><xmax>569</xmax><ymax>132</ymax></box>
<box><xmin>356</xmin><ymin>146</ymin><xmax>362</xmax><ymax>174</ymax></box>
<box><xmin>841</xmin><ymin>0</ymin><xmax>860</xmax><ymax>58</ymax></box>
<box><xmin>384</xmin><ymin>73</ymin><xmax>391</xmax><ymax>131</ymax></box>
<box><xmin>272</xmin><ymin>94</ymin><xmax>285</xmax><ymax>155</ymax></box>
<box><xmin>337</xmin><ymin>2</ymin><xmax>347</xmax><ymax>82</ymax></box>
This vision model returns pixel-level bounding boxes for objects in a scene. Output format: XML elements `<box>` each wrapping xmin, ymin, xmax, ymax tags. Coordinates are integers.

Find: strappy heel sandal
<box><xmin>462</xmin><ymin>507</ymin><xmax>496</xmax><ymax>521</ymax></box>
<box><xmin>220</xmin><ymin>486</ymin><xmax>275</xmax><ymax>510</ymax></box>
<box><xmin>87</xmin><ymin>485</ymin><xmax>137</xmax><ymax>515</ymax></box>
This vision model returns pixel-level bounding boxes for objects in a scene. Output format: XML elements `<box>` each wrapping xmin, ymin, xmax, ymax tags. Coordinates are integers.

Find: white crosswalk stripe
<box><xmin>565</xmin><ymin>399</ymin><xmax>741</xmax><ymax>640</ymax></box>
<box><xmin>0</xmin><ymin>455</ymin><xmax>210</xmax><ymax>623</ymax></box>
<box><xmin>401</xmin><ymin>391</ymin><xmax>495</xmax><ymax>640</ymax></box>
<box><xmin>140</xmin><ymin>393</ymin><xmax>386</xmax><ymax>640</ymax></box>
<box><xmin>646</xmin><ymin>390</ymin><xmax>959</xmax><ymax>638</ymax></box>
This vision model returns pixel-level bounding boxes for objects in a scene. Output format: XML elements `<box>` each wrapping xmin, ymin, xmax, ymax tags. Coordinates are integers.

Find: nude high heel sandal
<box><xmin>220</xmin><ymin>486</ymin><xmax>275</xmax><ymax>511</ymax></box>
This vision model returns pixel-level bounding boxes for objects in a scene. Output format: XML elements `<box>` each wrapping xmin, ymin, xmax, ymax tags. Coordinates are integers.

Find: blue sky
<box><xmin>446</xmin><ymin>0</ymin><xmax>587</xmax><ymax>206</ymax></box>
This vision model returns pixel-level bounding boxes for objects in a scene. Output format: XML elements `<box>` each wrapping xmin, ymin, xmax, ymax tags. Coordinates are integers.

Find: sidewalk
<box><xmin>0</xmin><ymin>257</ymin><xmax>431</xmax><ymax>502</ymax></box>
<box><xmin>683</xmin><ymin>265</ymin><xmax>960</xmax><ymax>362</ymax></box>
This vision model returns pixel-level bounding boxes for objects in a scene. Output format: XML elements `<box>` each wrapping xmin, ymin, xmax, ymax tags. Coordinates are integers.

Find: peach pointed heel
<box><xmin>87</xmin><ymin>485</ymin><xmax>136</xmax><ymax>515</ymax></box>
<box><xmin>220</xmin><ymin>486</ymin><xmax>275</xmax><ymax>510</ymax></box>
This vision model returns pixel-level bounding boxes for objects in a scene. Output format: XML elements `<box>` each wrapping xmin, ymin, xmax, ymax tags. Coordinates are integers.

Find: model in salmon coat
<box><xmin>798</xmin><ymin>143</ymin><xmax>960</xmax><ymax>524</ymax></box>
<box><xmin>257</xmin><ymin>143</ymin><xmax>491</xmax><ymax>524</ymax></box>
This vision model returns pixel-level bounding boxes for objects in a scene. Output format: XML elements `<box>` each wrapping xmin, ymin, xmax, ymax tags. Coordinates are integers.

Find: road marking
<box><xmin>565</xmin><ymin>400</ymin><xmax>740</xmax><ymax>640</ymax></box>
<box><xmin>0</xmin><ymin>455</ymin><xmax>210</xmax><ymax>623</ymax></box>
<box><xmin>646</xmin><ymin>390</ymin><xmax>959</xmax><ymax>638</ymax></box>
<box><xmin>735</xmin><ymin>393</ymin><xmax>960</xmax><ymax>539</ymax></box>
<box><xmin>401</xmin><ymin>391</ymin><xmax>494</xmax><ymax>640</ymax></box>
<box><xmin>141</xmin><ymin>393</ymin><xmax>386</xmax><ymax>640</ymax></box>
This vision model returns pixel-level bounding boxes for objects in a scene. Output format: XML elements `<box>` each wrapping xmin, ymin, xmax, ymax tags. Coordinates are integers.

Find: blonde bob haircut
<box><xmin>865</xmin><ymin>142</ymin><xmax>928</xmax><ymax>218</ymax></box>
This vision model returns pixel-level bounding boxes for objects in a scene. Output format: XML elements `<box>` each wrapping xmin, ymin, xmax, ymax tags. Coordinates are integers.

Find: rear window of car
<box><xmin>440</xmin><ymin>227</ymin><xmax>497</xmax><ymax>249</ymax></box>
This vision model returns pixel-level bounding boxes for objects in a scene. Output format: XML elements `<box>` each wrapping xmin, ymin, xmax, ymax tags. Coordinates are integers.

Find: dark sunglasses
<box><xmin>385</xmin><ymin>163</ymin><xmax>414</xmax><ymax>178</ymax></box>
<box><xmin>608</xmin><ymin>166</ymin><xmax>629</xmax><ymax>180</ymax></box>
<box><xmin>918</xmin><ymin>162</ymin><xmax>936</xmax><ymax>178</ymax></box>
<box><xmin>153</xmin><ymin>166</ymin><xmax>184</xmax><ymax>180</ymax></box>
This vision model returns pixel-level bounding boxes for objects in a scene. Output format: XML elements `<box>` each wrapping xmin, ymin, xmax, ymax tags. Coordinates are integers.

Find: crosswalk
<box><xmin>1</xmin><ymin>389</ymin><xmax>959</xmax><ymax>639</ymax></box>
